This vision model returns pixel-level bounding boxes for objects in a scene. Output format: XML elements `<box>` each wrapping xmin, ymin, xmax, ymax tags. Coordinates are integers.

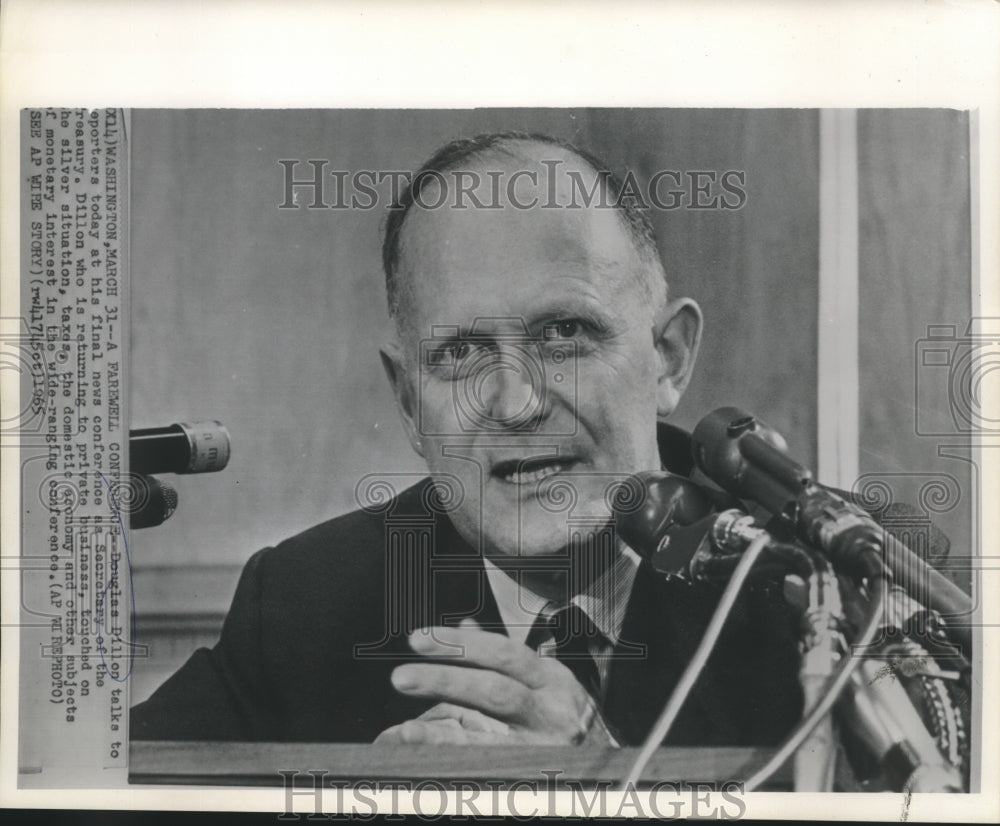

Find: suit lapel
<box><xmin>429</xmin><ymin>506</ymin><xmax>504</xmax><ymax>633</ymax></box>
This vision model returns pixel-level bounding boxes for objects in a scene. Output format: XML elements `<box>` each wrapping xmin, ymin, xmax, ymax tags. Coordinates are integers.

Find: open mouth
<box><xmin>491</xmin><ymin>456</ymin><xmax>576</xmax><ymax>485</ymax></box>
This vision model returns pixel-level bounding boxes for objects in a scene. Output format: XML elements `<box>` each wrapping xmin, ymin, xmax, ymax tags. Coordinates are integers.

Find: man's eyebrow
<box><xmin>423</xmin><ymin>295</ymin><xmax>618</xmax><ymax>343</ymax></box>
<box><xmin>523</xmin><ymin>298</ymin><xmax>615</xmax><ymax>328</ymax></box>
<box><xmin>427</xmin><ymin>325</ymin><xmax>468</xmax><ymax>342</ymax></box>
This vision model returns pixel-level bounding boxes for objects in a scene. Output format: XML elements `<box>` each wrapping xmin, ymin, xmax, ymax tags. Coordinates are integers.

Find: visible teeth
<box><xmin>502</xmin><ymin>462</ymin><xmax>565</xmax><ymax>484</ymax></box>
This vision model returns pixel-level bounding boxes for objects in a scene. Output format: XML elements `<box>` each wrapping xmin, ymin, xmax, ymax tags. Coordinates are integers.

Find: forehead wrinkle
<box><xmin>400</xmin><ymin>202</ymin><xmax>641</xmax><ymax>281</ymax></box>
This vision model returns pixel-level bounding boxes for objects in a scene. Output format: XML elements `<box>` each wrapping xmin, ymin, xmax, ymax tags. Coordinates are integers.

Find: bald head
<box><xmin>382</xmin><ymin>132</ymin><xmax>668</xmax><ymax>333</ymax></box>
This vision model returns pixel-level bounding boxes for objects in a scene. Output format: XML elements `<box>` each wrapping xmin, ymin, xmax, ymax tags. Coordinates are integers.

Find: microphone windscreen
<box><xmin>128</xmin><ymin>475</ymin><xmax>179</xmax><ymax>529</ymax></box>
<box><xmin>613</xmin><ymin>471</ymin><xmax>715</xmax><ymax>560</ymax></box>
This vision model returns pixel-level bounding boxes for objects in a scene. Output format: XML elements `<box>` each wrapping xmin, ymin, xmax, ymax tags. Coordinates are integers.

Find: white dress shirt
<box><xmin>481</xmin><ymin>544</ymin><xmax>642</xmax><ymax>699</ymax></box>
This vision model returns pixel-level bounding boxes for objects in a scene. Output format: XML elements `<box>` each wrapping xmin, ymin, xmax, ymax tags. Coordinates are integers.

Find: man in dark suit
<box><xmin>130</xmin><ymin>132</ymin><xmax>805</xmax><ymax>746</ymax></box>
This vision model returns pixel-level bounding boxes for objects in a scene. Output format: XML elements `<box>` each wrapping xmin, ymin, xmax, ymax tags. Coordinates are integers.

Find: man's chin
<box><xmin>475</xmin><ymin>487</ymin><xmax>616</xmax><ymax>556</ymax></box>
<box><xmin>481</xmin><ymin>517</ymin><xmax>612</xmax><ymax>559</ymax></box>
<box><xmin>485</xmin><ymin>533</ymin><xmax>574</xmax><ymax>559</ymax></box>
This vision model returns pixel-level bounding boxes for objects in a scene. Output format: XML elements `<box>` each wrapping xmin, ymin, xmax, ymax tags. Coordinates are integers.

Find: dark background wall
<box><xmin>127</xmin><ymin>109</ymin><xmax>970</xmax><ymax>702</ymax></box>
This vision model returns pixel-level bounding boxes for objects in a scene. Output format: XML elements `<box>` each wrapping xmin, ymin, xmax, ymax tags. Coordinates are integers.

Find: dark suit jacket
<box><xmin>130</xmin><ymin>472</ymin><xmax>805</xmax><ymax>746</ymax></box>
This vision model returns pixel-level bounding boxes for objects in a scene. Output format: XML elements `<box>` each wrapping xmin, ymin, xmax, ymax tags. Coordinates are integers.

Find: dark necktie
<box><xmin>526</xmin><ymin>604</ymin><xmax>602</xmax><ymax>699</ymax></box>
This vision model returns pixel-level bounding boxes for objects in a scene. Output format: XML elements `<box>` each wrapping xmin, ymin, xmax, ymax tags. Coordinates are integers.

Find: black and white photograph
<box><xmin>124</xmin><ymin>107</ymin><xmax>978</xmax><ymax>786</ymax></box>
<box><xmin>2</xmin><ymin>2</ymin><xmax>999</xmax><ymax>821</ymax></box>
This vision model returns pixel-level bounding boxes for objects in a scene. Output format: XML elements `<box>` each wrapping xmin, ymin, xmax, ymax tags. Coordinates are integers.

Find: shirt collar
<box><xmin>482</xmin><ymin>545</ymin><xmax>641</xmax><ymax>647</ymax></box>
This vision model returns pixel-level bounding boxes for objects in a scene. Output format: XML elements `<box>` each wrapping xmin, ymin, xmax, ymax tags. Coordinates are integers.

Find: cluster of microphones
<box><xmin>615</xmin><ymin>407</ymin><xmax>971</xmax><ymax>793</ymax></box>
<box><xmin>616</xmin><ymin>407</ymin><xmax>969</xmax><ymax>647</ymax></box>
<box><xmin>126</xmin><ymin>421</ymin><xmax>231</xmax><ymax>529</ymax></box>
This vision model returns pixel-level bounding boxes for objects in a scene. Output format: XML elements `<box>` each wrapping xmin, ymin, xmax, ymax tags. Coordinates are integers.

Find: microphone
<box><xmin>690</xmin><ymin>408</ymin><xmax>805</xmax><ymax>516</ymax></box>
<box><xmin>613</xmin><ymin>471</ymin><xmax>807</xmax><ymax>581</ymax></box>
<box><xmin>130</xmin><ymin>421</ymin><xmax>231</xmax><ymax>475</ymax></box>
<box><xmin>691</xmin><ymin>407</ymin><xmax>972</xmax><ymax>652</ymax></box>
<box><xmin>127</xmin><ymin>475</ymin><xmax>179</xmax><ymax>529</ymax></box>
<box><xmin>612</xmin><ymin>470</ymin><xmax>717</xmax><ymax>561</ymax></box>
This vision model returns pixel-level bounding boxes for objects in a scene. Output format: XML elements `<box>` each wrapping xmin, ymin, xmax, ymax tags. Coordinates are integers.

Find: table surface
<box><xmin>129</xmin><ymin>741</ymin><xmax>791</xmax><ymax>789</ymax></box>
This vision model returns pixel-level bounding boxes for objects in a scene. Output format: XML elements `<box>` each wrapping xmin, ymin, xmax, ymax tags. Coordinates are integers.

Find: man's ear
<box><xmin>379</xmin><ymin>343</ymin><xmax>425</xmax><ymax>458</ymax></box>
<box><xmin>652</xmin><ymin>297</ymin><xmax>703</xmax><ymax>418</ymax></box>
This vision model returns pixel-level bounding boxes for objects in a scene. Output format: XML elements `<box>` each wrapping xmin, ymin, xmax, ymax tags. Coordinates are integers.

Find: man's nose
<box><xmin>473</xmin><ymin>349</ymin><xmax>545</xmax><ymax>429</ymax></box>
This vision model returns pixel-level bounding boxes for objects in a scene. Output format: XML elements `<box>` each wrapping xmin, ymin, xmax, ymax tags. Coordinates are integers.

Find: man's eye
<box><xmin>546</xmin><ymin>320</ymin><xmax>582</xmax><ymax>339</ymax></box>
<box><xmin>428</xmin><ymin>340</ymin><xmax>482</xmax><ymax>367</ymax></box>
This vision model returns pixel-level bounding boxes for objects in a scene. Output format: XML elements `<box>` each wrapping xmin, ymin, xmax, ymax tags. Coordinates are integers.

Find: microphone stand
<box><xmin>833</xmin><ymin>579</ymin><xmax>967</xmax><ymax>792</ymax></box>
<box><xmin>777</xmin><ymin>532</ymin><xmax>965</xmax><ymax>792</ymax></box>
<box><xmin>687</xmin><ymin>406</ymin><xmax>971</xmax><ymax>790</ymax></box>
<box><xmin>696</xmin><ymin>515</ymin><xmax>966</xmax><ymax>791</ymax></box>
<box><xmin>790</xmin><ymin>554</ymin><xmax>843</xmax><ymax>792</ymax></box>
<box><xmin>615</xmin><ymin>466</ymin><xmax>968</xmax><ymax>792</ymax></box>
<box><xmin>703</xmin><ymin>509</ymin><xmax>845</xmax><ymax>790</ymax></box>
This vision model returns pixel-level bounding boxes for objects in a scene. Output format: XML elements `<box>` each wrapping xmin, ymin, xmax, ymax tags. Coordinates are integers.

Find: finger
<box><xmin>391</xmin><ymin>662</ymin><xmax>531</xmax><ymax>721</ymax></box>
<box><xmin>374</xmin><ymin>723</ymin><xmax>408</xmax><ymax>744</ymax></box>
<box><xmin>418</xmin><ymin>702</ymin><xmax>511</xmax><ymax>735</ymax></box>
<box><xmin>375</xmin><ymin>720</ymin><xmax>459</xmax><ymax>745</ymax></box>
<box><xmin>375</xmin><ymin>719</ymin><xmax>506</xmax><ymax>746</ymax></box>
<box><xmin>409</xmin><ymin>626</ymin><xmax>549</xmax><ymax>689</ymax></box>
